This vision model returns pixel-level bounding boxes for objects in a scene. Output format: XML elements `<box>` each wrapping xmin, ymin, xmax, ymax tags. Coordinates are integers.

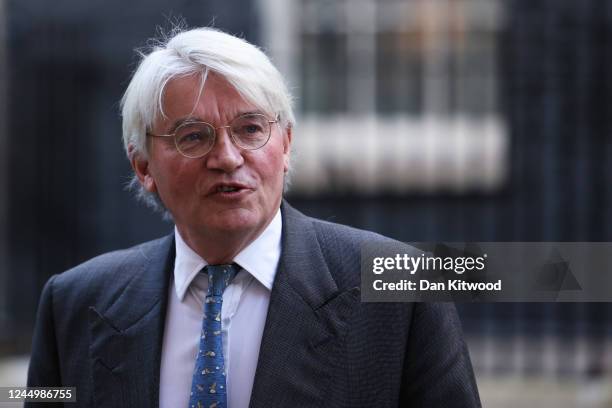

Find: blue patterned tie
<box><xmin>189</xmin><ymin>264</ymin><xmax>239</xmax><ymax>408</ymax></box>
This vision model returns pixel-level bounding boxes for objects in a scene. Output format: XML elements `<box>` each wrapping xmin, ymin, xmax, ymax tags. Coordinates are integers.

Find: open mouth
<box><xmin>217</xmin><ymin>186</ymin><xmax>241</xmax><ymax>193</ymax></box>
<box><xmin>209</xmin><ymin>183</ymin><xmax>251</xmax><ymax>197</ymax></box>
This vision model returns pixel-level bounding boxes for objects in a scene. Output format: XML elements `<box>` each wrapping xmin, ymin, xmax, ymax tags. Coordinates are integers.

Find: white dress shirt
<box><xmin>159</xmin><ymin>210</ymin><xmax>281</xmax><ymax>408</ymax></box>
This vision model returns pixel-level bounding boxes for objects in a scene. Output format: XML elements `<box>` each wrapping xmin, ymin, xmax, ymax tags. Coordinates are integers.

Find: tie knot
<box><xmin>205</xmin><ymin>264</ymin><xmax>239</xmax><ymax>296</ymax></box>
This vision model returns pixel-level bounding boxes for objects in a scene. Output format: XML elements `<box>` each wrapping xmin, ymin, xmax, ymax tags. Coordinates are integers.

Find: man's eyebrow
<box><xmin>235</xmin><ymin>110</ymin><xmax>264</xmax><ymax>117</ymax></box>
<box><xmin>166</xmin><ymin>117</ymin><xmax>202</xmax><ymax>134</ymax></box>
<box><xmin>166</xmin><ymin>110</ymin><xmax>266</xmax><ymax>133</ymax></box>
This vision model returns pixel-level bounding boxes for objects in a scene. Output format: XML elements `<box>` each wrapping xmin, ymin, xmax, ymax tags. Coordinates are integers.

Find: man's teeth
<box><xmin>218</xmin><ymin>186</ymin><xmax>239</xmax><ymax>192</ymax></box>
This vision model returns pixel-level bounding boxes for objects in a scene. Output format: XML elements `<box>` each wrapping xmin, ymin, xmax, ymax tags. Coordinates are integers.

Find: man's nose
<box><xmin>205</xmin><ymin>127</ymin><xmax>244</xmax><ymax>172</ymax></box>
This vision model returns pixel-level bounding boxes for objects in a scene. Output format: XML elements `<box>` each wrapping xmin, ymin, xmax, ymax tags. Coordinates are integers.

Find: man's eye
<box><xmin>235</xmin><ymin>123</ymin><xmax>264</xmax><ymax>135</ymax></box>
<box><xmin>186</xmin><ymin>132</ymin><xmax>203</xmax><ymax>141</ymax></box>
<box><xmin>179</xmin><ymin>132</ymin><xmax>204</xmax><ymax>143</ymax></box>
<box><xmin>244</xmin><ymin>124</ymin><xmax>263</xmax><ymax>133</ymax></box>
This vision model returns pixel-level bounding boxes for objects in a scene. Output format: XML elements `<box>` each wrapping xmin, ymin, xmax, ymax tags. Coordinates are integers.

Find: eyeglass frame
<box><xmin>145</xmin><ymin>112</ymin><xmax>280</xmax><ymax>159</ymax></box>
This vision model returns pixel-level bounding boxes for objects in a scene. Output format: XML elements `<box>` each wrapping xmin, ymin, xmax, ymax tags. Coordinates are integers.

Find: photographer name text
<box><xmin>372</xmin><ymin>279</ymin><xmax>502</xmax><ymax>291</ymax></box>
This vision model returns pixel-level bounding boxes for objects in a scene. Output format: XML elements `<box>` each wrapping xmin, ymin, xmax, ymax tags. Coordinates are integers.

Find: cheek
<box><xmin>261</xmin><ymin>149</ymin><xmax>286</xmax><ymax>186</ymax></box>
<box><xmin>149</xmin><ymin>156</ymin><xmax>196</xmax><ymax>197</ymax></box>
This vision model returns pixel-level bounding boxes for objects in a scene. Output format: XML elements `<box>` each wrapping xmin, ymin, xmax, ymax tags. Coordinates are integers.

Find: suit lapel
<box><xmin>88</xmin><ymin>234</ymin><xmax>174</xmax><ymax>408</ymax></box>
<box><xmin>249</xmin><ymin>203</ymin><xmax>360</xmax><ymax>407</ymax></box>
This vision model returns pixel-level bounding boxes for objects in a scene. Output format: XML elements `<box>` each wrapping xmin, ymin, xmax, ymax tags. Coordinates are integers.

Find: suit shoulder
<box><xmin>52</xmin><ymin>234</ymin><xmax>173</xmax><ymax>290</ymax></box>
<box><xmin>309</xmin><ymin>216</ymin><xmax>401</xmax><ymax>247</ymax></box>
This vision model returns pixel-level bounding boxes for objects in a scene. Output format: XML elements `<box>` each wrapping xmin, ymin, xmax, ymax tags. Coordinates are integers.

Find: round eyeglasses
<box><xmin>146</xmin><ymin>113</ymin><xmax>279</xmax><ymax>158</ymax></box>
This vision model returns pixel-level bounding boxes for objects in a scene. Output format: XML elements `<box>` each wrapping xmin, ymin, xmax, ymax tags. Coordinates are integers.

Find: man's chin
<box><xmin>204</xmin><ymin>209</ymin><xmax>261</xmax><ymax>234</ymax></box>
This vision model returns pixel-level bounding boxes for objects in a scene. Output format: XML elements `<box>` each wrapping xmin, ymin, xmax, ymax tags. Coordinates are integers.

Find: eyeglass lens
<box><xmin>175</xmin><ymin>114</ymin><xmax>272</xmax><ymax>158</ymax></box>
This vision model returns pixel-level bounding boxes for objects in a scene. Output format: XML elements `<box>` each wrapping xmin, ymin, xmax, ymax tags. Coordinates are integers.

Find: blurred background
<box><xmin>1</xmin><ymin>0</ymin><xmax>612</xmax><ymax>406</ymax></box>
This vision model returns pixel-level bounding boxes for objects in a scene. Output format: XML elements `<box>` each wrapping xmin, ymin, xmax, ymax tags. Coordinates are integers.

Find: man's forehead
<box><xmin>157</xmin><ymin>73</ymin><xmax>257</xmax><ymax>128</ymax></box>
<box><xmin>164</xmin><ymin>73</ymin><xmax>247</xmax><ymax>110</ymax></box>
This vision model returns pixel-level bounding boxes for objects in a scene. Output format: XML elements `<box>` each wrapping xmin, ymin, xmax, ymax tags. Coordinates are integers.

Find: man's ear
<box><xmin>129</xmin><ymin>144</ymin><xmax>157</xmax><ymax>193</ymax></box>
<box><xmin>283</xmin><ymin>125</ymin><xmax>292</xmax><ymax>173</ymax></box>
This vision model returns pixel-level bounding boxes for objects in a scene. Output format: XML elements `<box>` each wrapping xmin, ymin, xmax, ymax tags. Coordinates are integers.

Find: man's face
<box><xmin>132</xmin><ymin>74</ymin><xmax>291</xmax><ymax>247</ymax></box>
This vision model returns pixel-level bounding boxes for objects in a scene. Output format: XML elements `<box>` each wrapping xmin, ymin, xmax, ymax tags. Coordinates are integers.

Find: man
<box><xmin>27</xmin><ymin>27</ymin><xmax>481</xmax><ymax>407</ymax></box>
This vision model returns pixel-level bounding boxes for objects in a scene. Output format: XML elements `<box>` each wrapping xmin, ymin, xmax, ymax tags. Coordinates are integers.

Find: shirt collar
<box><xmin>174</xmin><ymin>208</ymin><xmax>282</xmax><ymax>301</ymax></box>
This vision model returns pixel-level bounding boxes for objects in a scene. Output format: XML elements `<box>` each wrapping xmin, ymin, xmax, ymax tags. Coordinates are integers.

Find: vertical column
<box><xmin>420</xmin><ymin>0</ymin><xmax>451</xmax><ymax>116</ymax></box>
<box><xmin>0</xmin><ymin>0</ymin><xmax>8</xmax><ymax>337</ymax></box>
<box><xmin>345</xmin><ymin>0</ymin><xmax>376</xmax><ymax>114</ymax></box>
<box><xmin>345</xmin><ymin>0</ymin><xmax>377</xmax><ymax>192</ymax></box>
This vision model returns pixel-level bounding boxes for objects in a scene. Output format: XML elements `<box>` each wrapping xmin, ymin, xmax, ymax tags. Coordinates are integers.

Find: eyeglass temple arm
<box><xmin>146</xmin><ymin>132</ymin><xmax>175</xmax><ymax>138</ymax></box>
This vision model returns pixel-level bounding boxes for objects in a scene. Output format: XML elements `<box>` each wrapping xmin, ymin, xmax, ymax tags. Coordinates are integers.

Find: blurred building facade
<box><xmin>263</xmin><ymin>0</ymin><xmax>507</xmax><ymax>194</ymax></box>
<box><xmin>2</xmin><ymin>0</ymin><xmax>612</xmax><ymax>392</ymax></box>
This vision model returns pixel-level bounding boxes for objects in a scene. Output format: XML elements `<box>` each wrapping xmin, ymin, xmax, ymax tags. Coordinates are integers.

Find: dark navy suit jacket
<box><xmin>27</xmin><ymin>202</ymin><xmax>481</xmax><ymax>407</ymax></box>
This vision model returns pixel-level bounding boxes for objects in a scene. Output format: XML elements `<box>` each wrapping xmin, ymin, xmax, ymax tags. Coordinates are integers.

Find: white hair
<box><xmin>120</xmin><ymin>27</ymin><xmax>295</xmax><ymax>215</ymax></box>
